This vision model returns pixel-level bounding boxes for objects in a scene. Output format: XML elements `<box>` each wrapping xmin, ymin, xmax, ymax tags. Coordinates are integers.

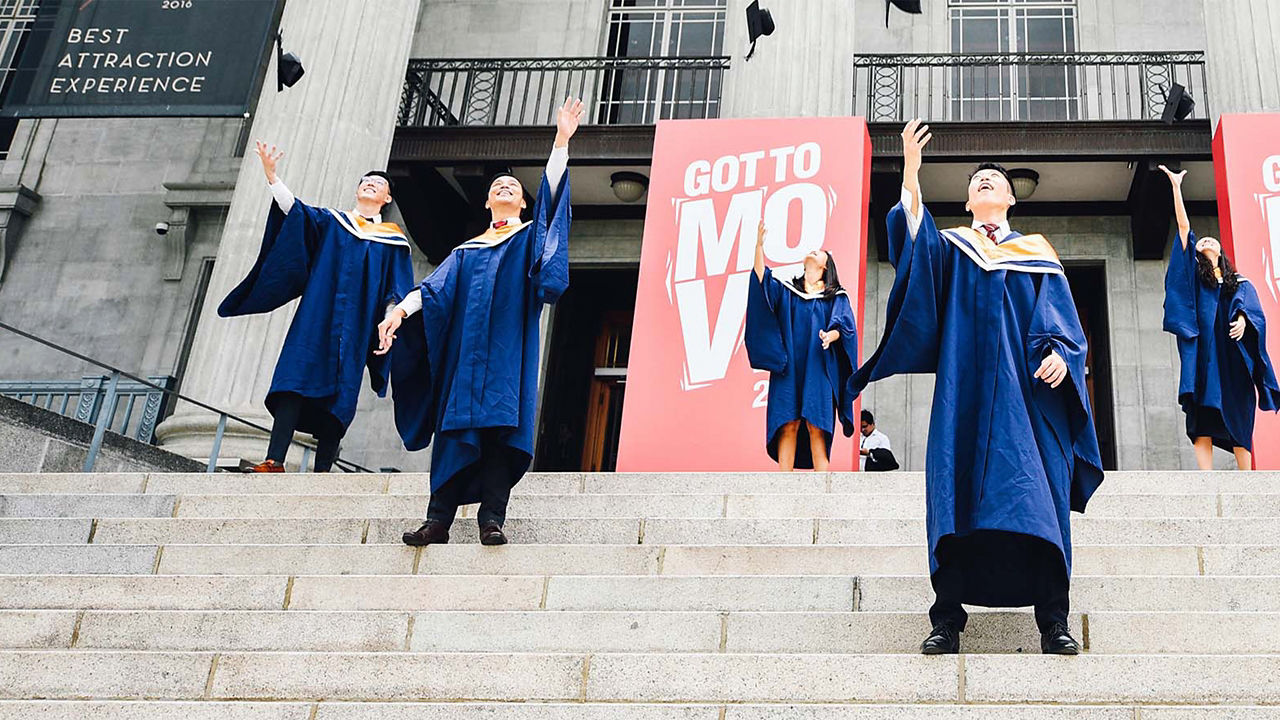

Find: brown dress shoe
<box><xmin>248</xmin><ymin>459</ymin><xmax>285</xmax><ymax>473</ymax></box>
<box><xmin>402</xmin><ymin>520</ymin><xmax>450</xmax><ymax>546</ymax></box>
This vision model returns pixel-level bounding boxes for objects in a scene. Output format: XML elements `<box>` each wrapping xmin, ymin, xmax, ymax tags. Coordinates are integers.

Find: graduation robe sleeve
<box><xmin>390</xmin><ymin>251</ymin><xmax>460</xmax><ymax>452</ymax></box>
<box><xmin>1228</xmin><ymin>279</ymin><xmax>1280</xmax><ymax>411</ymax></box>
<box><xmin>850</xmin><ymin>200</ymin><xmax>945</xmax><ymax>394</ymax></box>
<box><xmin>745</xmin><ymin>268</ymin><xmax>789</xmax><ymax>373</ymax></box>
<box><xmin>1026</xmin><ymin>271</ymin><xmax>1105</xmax><ymax>512</ymax></box>
<box><xmin>825</xmin><ymin>292</ymin><xmax>860</xmax><ymax>437</ymax></box>
<box><xmin>366</xmin><ymin>244</ymin><xmax>417</xmax><ymax>399</ymax></box>
<box><xmin>530</xmin><ymin>173</ymin><xmax>571</xmax><ymax>304</ymax></box>
<box><xmin>218</xmin><ymin>201</ymin><xmax>331</xmax><ymax>317</ymax></box>
<box><xmin>1163</xmin><ymin>230</ymin><xmax>1200</xmax><ymax>340</ymax></box>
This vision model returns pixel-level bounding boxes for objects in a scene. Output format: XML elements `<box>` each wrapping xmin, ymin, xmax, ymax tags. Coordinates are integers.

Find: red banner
<box><xmin>1213</xmin><ymin>113</ymin><xmax>1280</xmax><ymax>469</ymax></box>
<box><xmin>617</xmin><ymin>117</ymin><xmax>872</xmax><ymax>471</ymax></box>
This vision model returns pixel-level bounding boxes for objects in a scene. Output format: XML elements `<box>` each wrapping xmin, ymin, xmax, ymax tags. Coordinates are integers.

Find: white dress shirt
<box><xmin>859</xmin><ymin>428</ymin><xmax>892</xmax><ymax>471</ymax></box>
<box><xmin>392</xmin><ymin>145</ymin><xmax>569</xmax><ymax>318</ymax></box>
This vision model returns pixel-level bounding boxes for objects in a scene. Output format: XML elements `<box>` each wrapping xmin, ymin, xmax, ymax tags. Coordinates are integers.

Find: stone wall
<box><xmin>0</xmin><ymin>393</ymin><xmax>202</xmax><ymax>473</ymax></box>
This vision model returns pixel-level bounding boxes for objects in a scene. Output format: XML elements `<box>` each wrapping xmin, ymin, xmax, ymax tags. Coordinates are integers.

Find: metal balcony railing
<box><xmin>0</xmin><ymin>375</ymin><xmax>175</xmax><ymax>444</ymax></box>
<box><xmin>852</xmin><ymin>51</ymin><xmax>1209</xmax><ymax>123</ymax></box>
<box><xmin>398</xmin><ymin>56</ymin><xmax>730</xmax><ymax>128</ymax></box>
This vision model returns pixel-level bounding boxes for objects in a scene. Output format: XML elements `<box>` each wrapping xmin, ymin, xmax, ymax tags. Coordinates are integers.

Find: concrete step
<box><xmin>0</xmin><ymin>492</ymin><xmax>1244</xmax><ymax>521</ymax></box>
<box><xmin>4</xmin><ymin>542</ymin><xmax>1262</xmax><ymax>576</ymax></box>
<box><xmin>7</xmin><ymin>542</ymin><xmax>1278</xmax><ymax>576</ymax></box>
<box><xmin>1</xmin><ymin>703</ymin><xmax>1277</xmax><ymax>720</ymax></box>
<box><xmin>3</xmin><ymin>471</ymin><xmax>1280</xmax><ymax>497</ymax></box>
<box><xmin>4</xmin><ymin>608</ymin><xmax>1273</xmax><ymax>655</ymax></box>
<box><xmin>8</xmin><ymin>513</ymin><xmax>1280</xmax><ymax>546</ymax></box>
<box><xmin>0</xmin><ymin>650</ymin><xmax>1277</xmax><ymax>703</ymax></box>
<box><xmin>2</xmin><ymin>573</ymin><xmax>1275</xmax><ymax>612</ymax></box>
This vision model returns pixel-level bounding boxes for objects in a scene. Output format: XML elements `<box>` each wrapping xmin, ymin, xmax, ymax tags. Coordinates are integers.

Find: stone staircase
<box><xmin>1</xmin><ymin>470</ymin><xmax>1279</xmax><ymax>718</ymax></box>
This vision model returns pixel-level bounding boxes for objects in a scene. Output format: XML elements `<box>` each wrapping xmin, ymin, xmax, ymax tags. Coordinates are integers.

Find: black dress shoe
<box><xmin>1040</xmin><ymin>623</ymin><xmax>1081</xmax><ymax>655</ymax></box>
<box><xmin>479</xmin><ymin>523</ymin><xmax>507</xmax><ymax>546</ymax></box>
<box><xmin>920</xmin><ymin>623</ymin><xmax>960</xmax><ymax>655</ymax></box>
<box><xmin>402</xmin><ymin>520</ymin><xmax>450</xmax><ymax>546</ymax></box>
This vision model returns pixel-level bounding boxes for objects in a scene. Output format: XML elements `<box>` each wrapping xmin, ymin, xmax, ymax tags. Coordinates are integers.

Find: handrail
<box><xmin>0</xmin><ymin>320</ymin><xmax>376</xmax><ymax>474</ymax></box>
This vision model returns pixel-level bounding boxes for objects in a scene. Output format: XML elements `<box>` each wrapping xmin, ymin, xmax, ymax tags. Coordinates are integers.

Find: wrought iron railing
<box><xmin>852</xmin><ymin>51</ymin><xmax>1209</xmax><ymax>123</ymax></box>
<box><xmin>0</xmin><ymin>321</ymin><xmax>374</xmax><ymax>474</ymax></box>
<box><xmin>0</xmin><ymin>375</ymin><xmax>175</xmax><ymax>444</ymax></box>
<box><xmin>398</xmin><ymin>56</ymin><xmax>731</xmax><ymax>127</ymax></box>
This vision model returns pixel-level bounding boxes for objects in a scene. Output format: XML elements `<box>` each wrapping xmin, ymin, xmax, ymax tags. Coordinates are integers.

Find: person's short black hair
<box><xmin>861</xmin><ymin>409</ymin><xmax>875</xmax><ymax>425</ymax></box>
<box><xmin>968</xmin><ymin>162</ymin><xmax>1013</xmax><ymax>190</ymax></box>
<box><xmin>488</xmin><ymin>168</ymin><xmax>522</xmax><ymax>188</ymax></box>
<box><xmin>359</xmin><ymin>170</ymin><xmax>394</xmax><ymax>207</ymax></box>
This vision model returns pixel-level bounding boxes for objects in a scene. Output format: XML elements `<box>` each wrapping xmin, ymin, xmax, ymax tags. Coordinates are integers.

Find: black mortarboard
<box><xmin>1161</xmin><ymin>83</ymin><xmax>1195</xmax><ymax>124</ymax></box>
<box><xmin>745</xmin><ymin>1</ymin><xmax>775</xmax><ymax>60</ymax></box>
<box><xmin>276</xmin><ymin>32</ymin><xmax>305</xmax><ymax>91</ymax></box>
<box><xmin>886</xmin><ymin>0</ymin><xmax>923</xmax><ymax>27</ymax></box>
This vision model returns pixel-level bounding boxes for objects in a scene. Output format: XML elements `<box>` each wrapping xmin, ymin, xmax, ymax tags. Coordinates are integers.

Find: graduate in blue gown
<box><xmin>378</xmin><ymin>98</ymin><xmax>584</xmax><ymax>547</ymax></box>
<box><xmin>218</xmin><ymin>141</ymin><xmax>415</xmax><ymax>473</ymax></box>
<box><xmin>745</xmin><ymin>220</ymin><xmax>858</xmax><ymax>471</ymax></box>
<box><xmin>1159</xmin><ymin>164</ymin><xmax>1280</xmax><ymax>470</ymax></box>
<box><xmin>851</xmin><ymin>121</ymin><xmax>1104</xmax><ymax>655</ymax></box>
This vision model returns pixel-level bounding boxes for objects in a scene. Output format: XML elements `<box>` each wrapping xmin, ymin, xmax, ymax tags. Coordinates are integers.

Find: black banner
<box><xmin>1</xmin><ymin>0</ymin><xmax>284</xmax><ymax>118</ymax></box>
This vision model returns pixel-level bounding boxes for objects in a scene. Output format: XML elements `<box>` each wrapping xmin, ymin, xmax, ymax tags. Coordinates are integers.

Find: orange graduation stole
<box><xmin>941</xmin><ymin>226</ymin><xmax>1064</xmax><ymax>275</ymax></box>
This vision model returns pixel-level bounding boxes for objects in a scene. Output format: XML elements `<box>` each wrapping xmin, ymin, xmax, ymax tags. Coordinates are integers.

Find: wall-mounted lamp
<box><xmin>1008</xmin><ymin>168</ymin><xmax>1040</xmax><ymax>200</ymax></box>
<box><xmin>611</xmin><ymin>171</ymin><xmax>650</xmax><ymax>203</ymax></box>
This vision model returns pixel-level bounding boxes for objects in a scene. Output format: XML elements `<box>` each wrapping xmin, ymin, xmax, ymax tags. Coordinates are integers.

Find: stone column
<box><xmin>156</xmin><ymin>0</ymin><xmax>422</xmax><ymax>465</ymax></box>
<box><xmin>1201</xmin><ymin>0</ymin><xmax>1280</xmax><ymax>123</ymax></box>
<box><xmin>719</xmin><ymin>0</ymin><xmax>858</xmax><ymax>119</ymax></box>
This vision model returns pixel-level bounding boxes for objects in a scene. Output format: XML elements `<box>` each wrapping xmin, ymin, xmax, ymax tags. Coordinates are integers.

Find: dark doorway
<box><xmin>1064</xmin><ymin>263</ymin><xmax>1117</xmax><ymax>470</ymax></box>
<box><xmin>535</xmin><ymin>268</ymin><xmax>638</xmax><ymax>472</ymax></box>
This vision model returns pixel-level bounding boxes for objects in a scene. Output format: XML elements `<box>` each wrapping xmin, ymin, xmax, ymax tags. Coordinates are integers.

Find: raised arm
<box><xmin>901</xmin><ymin>119</ymin><xmax>931</xmax><ymax>218</ymax></box>
<box><xmin>255</xmin><ymin>140</ymin><xmax>295</xmax><ymax>214</ymax></box>
<box><xmin>546</xmin><ymin>97</ymin><xmax>582</xmax><ymax>196</ymax></box>
<box><xmin>1159</xmin><ymin>164</ymin><xmax>1191</xmax><ymax>249</ymax></box>
<box><xmin>754</xmin><ymin>220</ymin><xmax>766</xmax><ymax>281</ymax></box>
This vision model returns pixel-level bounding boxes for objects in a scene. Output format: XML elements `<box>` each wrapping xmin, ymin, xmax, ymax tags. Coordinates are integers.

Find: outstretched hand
<box><xmin>1034</xmin><ymin>351</ymin><xmax>1068</xmax><ymax>388</ymax></box>
<box><xmin>1229</xmin><ymin>314</ymin><xmax>1247</xmax><ymax>341</ymax></box>
<box><xmin>819</xmin><ymin>329</ymin><xmax>840</xmax><ymax>350</ymax></box>
<box><xmin>757</xmin><ymin>220</ymin><xmax>767</xmax><ymax>246</ymax></box>
<box><xmin>1158</xmin><ymin>164</ymin><xmax>1187</xmax><ymax>186</ymax></box>
<box><xmin>255</xmin><ymin>140</ymin><xmax>284</xmax><ymax>184</ymax></box>
<box><xmin>901</xmin><ymin>118</ymin><xmax>931</xmax><ymax>171</ymax></box>
<box><xmin>555</xmin><ymin>97</ymin><xmax>585</xmax><ymax>147</ymax></box>
<box><xmin>374</xmin><ymin>311</ymin><xmax>404</xmax><ymax>356</ymax></box>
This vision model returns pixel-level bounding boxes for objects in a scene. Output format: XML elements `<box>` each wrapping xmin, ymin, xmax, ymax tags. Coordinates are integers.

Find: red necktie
<box><xmin>492</xmin><ymin>220</ymin><xmax>509</xmax><ymax>229</ymax></box>
<box><xmin>981</xmin><ymin>223</ymin><xmax>1000</xmax><ymax>242</ymax></box>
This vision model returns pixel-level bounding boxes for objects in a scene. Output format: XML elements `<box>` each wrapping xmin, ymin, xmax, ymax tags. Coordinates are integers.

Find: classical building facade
<box><xmin>0</xmin><ymin>0</ymin><xmax>1276</xmax><ymax>472</ymax></box>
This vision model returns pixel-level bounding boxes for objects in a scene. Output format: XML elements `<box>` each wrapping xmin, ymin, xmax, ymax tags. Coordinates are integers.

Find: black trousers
<box><xmin>425</xmin><ymin>429</ymin><xmax>514</xmax><ymax>527</ymax></box>
<box><xmin>265</xmin><ymin>393</ymin><xmax>340</xmax><ymax>472</ymax></box>
<box><xmin>928</xmin><ymin>559</ymin><xmax>1069</xmax><ymax>634</ymax></box>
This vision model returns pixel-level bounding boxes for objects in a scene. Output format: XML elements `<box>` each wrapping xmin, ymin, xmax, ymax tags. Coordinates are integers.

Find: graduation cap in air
<box><xmin>745</xmin><ymin>1</ymin><xmax>775</xmax><ymax>61</ymax></box>
<box><xmin>1161</xmin><ymin>83</ymin><xmax>1195</xmax><ymax>124</ymax></box>
<box><xmin>276</xmin><ymin>31</ymin><xmax>306</xmax><ymax>91</ymax></box>
<box><xmin>886</xmin><ymin>0</ymin><xmax>923</xmax><ymax>27</ymax></box>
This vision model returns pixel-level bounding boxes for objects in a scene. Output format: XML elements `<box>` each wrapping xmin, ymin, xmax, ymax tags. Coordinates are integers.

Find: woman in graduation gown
<box><xmin>1160</xmin><ymin>164</ymin><xmax>1280</xmax><ymax>470</ymax></box>
<box><xmin>745</xmin><ymin>220</ymin><xmax>858</xmax><ymax>471</ymax></box>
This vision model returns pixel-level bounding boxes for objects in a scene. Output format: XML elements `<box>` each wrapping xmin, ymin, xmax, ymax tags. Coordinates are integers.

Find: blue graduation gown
<box><xmin>1163</xmin><ymin>231</ymin><xmax>1280</xmax><ymax>451</ymax></box>
<box><xmin>851</xmin><ymin>202</ymin><xmax>1104</xmax><ymax>608</ymax></box>
<box><xmin>218</xmin><ymin>200</ymin><xmax>415</xmax><ymax>438</ymax></box>
<box><xmin>392</xmin><ymin>172</ymin><xmax>570</xmax><ymax>502</ymax></box>
<box><xmin>745</xmin><ymin>268</ymin><xmax>858</xmax><ymax>468</ymax></box>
